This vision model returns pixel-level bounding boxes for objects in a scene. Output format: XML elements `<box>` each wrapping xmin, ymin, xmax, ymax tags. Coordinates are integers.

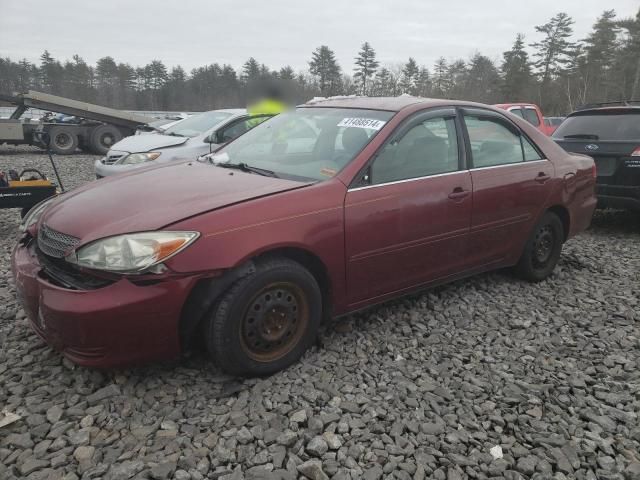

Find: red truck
<box><xmin>494</xmin><ymin>103</ymin><xmax>554</xmax><ymax>136</ymax></box>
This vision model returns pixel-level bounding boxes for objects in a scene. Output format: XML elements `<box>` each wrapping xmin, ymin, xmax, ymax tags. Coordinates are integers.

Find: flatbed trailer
<box><xmin>0</xmin><ymin>90</ymin><xmax>150</xmax><ymax>155</ymax></box>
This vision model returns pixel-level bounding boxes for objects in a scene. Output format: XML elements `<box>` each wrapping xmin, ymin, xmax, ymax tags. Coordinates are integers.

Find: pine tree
<box><xmin>414</xmin><ymin>67</ymin><xmax>431</xmax><ymax>97</ymax></box>
<box><xmin>278</xmin><ymin>66</ymin><xmax>295</xmax><ymax>80</ymax></box>
<box><xmin>309</xmin><ymin>45</ymin><xmax>342</xmax><ymax>96</ymax></box>
<box><xmin>613</xmin><ymin>8</ymin><xmax>640</xmax><ymax>99</ymax></box>
<box><xmin>582</xmin><ymin>10</ymin><xmax>620</xmax><ymax>101</ymax></box>
<box><xmin>432</xmin><ymin>57</ymin><xmax>450</xmax><ymax>97</ymax></box>
<box><xmin>353</xmin><ymin>42</ymin><xmax>379</xmax><ymax>95</ymax></box>
<box><xmin>501</xmin><ymin>34</ymin><xmax>533</xmax><ymax>101</ymax></box>
<box><xmin>242</xmin><ymin>57</ymin><xmax>261</xmax><ymax>83</ymax></box>
<box><xmin>372</xmin><ymin>67</ymin><xmax>391</xmax><ymax>96</ymax></box>
<box><xmin>530</xmin><ymin>12</ymin><xmax>577</xmax><ymax>85</ymax></box>
<box><xmin>399</xmin><ymin>57</ymin><xmax>419</xmax><ymax>94</ymax></box>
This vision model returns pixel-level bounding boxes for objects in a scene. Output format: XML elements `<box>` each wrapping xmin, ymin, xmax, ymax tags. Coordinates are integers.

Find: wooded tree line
<box><xmin>1</xmin><ymin>9</ymin><xmax>639</xmax><ymax>116</ymax></box>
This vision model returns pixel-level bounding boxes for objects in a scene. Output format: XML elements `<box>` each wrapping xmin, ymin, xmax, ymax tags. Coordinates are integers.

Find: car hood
<box><xmin>41</xmin><ymin>161</ymin><xmax>312</xmax><ymax>243</ymax></box>
<box><xmin>109</xmin><ymin>133</ymin><xmax>189</xmax><ymax>153</ymax></box>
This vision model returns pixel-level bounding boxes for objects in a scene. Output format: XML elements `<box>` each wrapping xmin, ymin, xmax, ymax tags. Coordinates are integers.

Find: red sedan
<box><xmin>12</xmin><ymin>97</ymin><xmax>597</xmax><ymax>376</ymax></box>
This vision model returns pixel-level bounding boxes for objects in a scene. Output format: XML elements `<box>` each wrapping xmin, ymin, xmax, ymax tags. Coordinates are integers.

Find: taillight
<box><xmin>591</xmin><ymin>163</ymin><xmax>597</xmax><ymax>178</ymax></box>
<box><xmin>631</xmin><ymin>147</ymin><xmax>640</xmax><ymax>157</ymax></box>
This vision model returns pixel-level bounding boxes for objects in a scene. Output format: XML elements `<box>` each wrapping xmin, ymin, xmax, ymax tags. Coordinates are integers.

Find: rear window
<box><xmin>553</xmin><ymin>111</ymin><xmax>640</xmax><ymax>141</ymax></box>
<box><xmin>522</xmin><ymin>108</ymin><xmax>540</xmax><ymax>126</ymax></box>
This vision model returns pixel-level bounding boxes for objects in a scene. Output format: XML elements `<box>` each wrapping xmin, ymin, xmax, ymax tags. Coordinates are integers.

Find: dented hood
<box><xmin>41</xmin><ymin>161</ymin><xmax>311</xmax><ymax>243</ymax></box>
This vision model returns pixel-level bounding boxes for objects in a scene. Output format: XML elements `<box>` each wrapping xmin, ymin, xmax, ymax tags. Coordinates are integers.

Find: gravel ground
<box><xmin>1</xmin><ymin>145</ymin><xmax>639</xmax><ymax>480</ymax></box>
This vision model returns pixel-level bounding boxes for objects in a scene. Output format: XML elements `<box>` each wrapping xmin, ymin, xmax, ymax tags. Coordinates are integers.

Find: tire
<box><xmin>516</xmin><ymin>212</ymin><xmax>564</xmax><ymax>282</ymax></box>
<box><xmin>89</xmin><ymin>125</ymin><xmax>123</xmax><ymax>155</ymax></box>
<box><xmin>206</xmin><ymin>258</ymin><xmax>322</xmax><ymax>376</ymax></box>
<box><xmin>48</xmin><ymin>126</ymin><xmax>78</xmax><ymax>154</ymax></box>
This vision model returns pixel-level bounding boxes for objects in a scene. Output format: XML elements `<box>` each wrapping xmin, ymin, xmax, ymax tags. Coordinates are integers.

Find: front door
<box><xmin>461</xmin><ymin>109</ymin><xmax>554</xmax><ymax>266</ymax></box>
<box><xmin>344</xmin><ymin>109</ymin><xmax>472</xmax><ymax>306</ymax></box>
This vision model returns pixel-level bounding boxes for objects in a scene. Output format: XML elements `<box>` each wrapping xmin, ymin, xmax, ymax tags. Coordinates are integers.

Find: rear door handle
<box><xmin>448</xmin><ymin>188</ymin><xmax>470</xmax><ymax>200</ymax></box>
<box><xmin>535</xmin><ymin>172</ymin><xmax>551</xmax><ymax>183</ymax></box>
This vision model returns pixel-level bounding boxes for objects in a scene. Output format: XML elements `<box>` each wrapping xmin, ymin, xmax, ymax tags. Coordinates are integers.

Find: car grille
<box><xmin>102</xmin><ymin>151</ymin><xmax>126</xmax><ymax>165</ymax></box>
<box><xmin>37</xmin><ymin>224</ymin><xmax>80</xmax><ymax>259</ymax></box>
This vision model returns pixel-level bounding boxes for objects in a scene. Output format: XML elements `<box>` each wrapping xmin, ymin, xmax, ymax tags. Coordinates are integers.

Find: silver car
<box><xmin>95</xmin><ymin>109</ymin><xmax>273</xmax><ymax>178</ymax></box>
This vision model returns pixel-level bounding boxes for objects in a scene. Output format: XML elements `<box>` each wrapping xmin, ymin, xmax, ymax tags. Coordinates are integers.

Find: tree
<box><xmin>242</xmin><ymin>57</ymin><xmax>261</xmax><ymax>83</ymax></box>
<box><xmin>581</xmin><ymin>10</ymin><xmax>620</xmax><ymax>101</ymax></box>
<box><xmin>414</xmin><ymin>67</ymin><xmax>431</xmax><ymax>97</ymax></box>
<box><xmin>399</xmin><ymin>57</ymin><xmax>419</xmax><ymax>94</ymax></box>
<box><xmin>432</xmin><ymin>57</ymin><xmax>450</xmax><ymax>97</ymax></box>
<box><xmin>372</xmin><ymin>67</ymin><xmax>392</xmax><ymax>96</ymax></box>
<box><xmin>353</xmin><ymin>42</ymin><xmax>379</xmax><ymax>95</ymax></box>
<box><xmin>278</xmin><ymin>66</ymin><xmax>295</xmax><ymax>80</ymax></box>
<box><xmin>501</xmin><ymin>34</ymin><xmax>533</xmax><ymax>101</ymax></box>
<box><xmin>465</xmin><ymin>54</ymin><xmax>501</xmax><ymax>103</ymax></box>
<box><xmin>614</xmin><ymin>8</ymin><xmax>640</xmax><ymax>99</ymax></box>
<box><xmin>530</xmin><ymin>13</ymin><xmax>577</xmax><ymax>85</ymax></box>
<box><xmin>39</xmin><ymin>50</ymin><xmax>63</xmax><ymax>92</ymax></box>
<box><xmin>309</xmin><ymin>46</ymin><xmax>342</xmax><ymax>96</ymax></box>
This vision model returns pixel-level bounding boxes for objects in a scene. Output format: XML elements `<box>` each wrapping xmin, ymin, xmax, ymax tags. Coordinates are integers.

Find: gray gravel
<box><xmin>1</xmin><ymin>145</ymin><xmax>639</xmax><ymax>480</ymax></box>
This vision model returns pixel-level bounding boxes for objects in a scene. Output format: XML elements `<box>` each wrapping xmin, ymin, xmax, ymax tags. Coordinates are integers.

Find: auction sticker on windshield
<box><xmin>337</xmin><ymin>118</ymin><xmax>386</xmax><ymax>130</ymax></box>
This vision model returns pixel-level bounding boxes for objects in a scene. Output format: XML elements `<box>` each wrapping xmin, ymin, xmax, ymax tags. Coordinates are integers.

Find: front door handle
<box><xmin>535</xmin><ymin>172</ymin><xmax>551</xmax><ymax>183</ymax></box>
<box><xmin>448</xmin><ymin>187</ymin><xmax>470</xmax><ymax>200</ymax></box>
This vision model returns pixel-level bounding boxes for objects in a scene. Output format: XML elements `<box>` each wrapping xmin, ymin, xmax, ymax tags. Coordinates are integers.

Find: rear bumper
<box><xmin>11</xmin><ymin>238</ymin><xmax>199</xmax><ymax>368</ymax></box>
<box><xmin>596</xmin><ymin>184</ymin><xmax>640</xmax><ymax>211</ymax></box>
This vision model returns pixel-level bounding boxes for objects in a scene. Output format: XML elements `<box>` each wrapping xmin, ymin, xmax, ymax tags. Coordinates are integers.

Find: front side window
<box><xmin>218</xmin><ymin>116</ymin><xmax>270</xmax><ymax>143</ymax></box>
<box><xmin>207</xmin><ymin>108</ymin><xmax>393</xmax><ymax>181</ymax></box>
<box><xmin>371</xmin><ymin>116</ymin><xmax>459</xmax><ymax>184</ymax></box>
<box><xmin>465</xmin><ymin>115</ymin><xmax>524</xmax><ymax>168</ymax></box>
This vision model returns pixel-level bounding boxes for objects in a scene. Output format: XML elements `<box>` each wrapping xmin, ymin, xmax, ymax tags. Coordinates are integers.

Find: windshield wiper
<box><xmin>165</xmin><ymin>131</ymin><xmax>185</xmax><ymax>137</ymax></box>
<box><xmin>564</xmin><ymin>134</ymin><xmax>599</xmax><ymax>140</ymax></box>
<box><xmin>216</xmin><ymin>162</ymin><xmax>279</xmax><ymax>178</ymax></box>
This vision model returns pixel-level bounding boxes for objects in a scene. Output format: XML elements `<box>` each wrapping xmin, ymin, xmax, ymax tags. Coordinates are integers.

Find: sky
<box><xmin>1</xmin><ymin>0</ymin><xmax>638</xmax><ymax>75</ymax></box>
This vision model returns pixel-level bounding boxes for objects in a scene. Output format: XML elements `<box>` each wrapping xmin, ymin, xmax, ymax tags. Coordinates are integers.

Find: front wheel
<box><xmin>516</xmin><ymin>212</ymin><xmax>564</xmax><ymax>282</ymax></box>
<box><xmin>206</xmin><ymin>258</ymin><xmax>322</xmax><ymax>376</ymax></box>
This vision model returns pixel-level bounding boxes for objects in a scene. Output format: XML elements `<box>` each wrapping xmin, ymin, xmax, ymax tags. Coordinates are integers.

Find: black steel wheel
<box><xmin>516</xmin><ymin>212</ymin><xmax>564</xmax><ymax>282</ymax></box>
<box><xmin>206</xmin><ymin>257</ymin><xmax>322</xmax><ymax>376</ymax></box>
<box><xmin>48</xmin><ymin>126</ymin><xmax>78</xmax><ymax>154</ymax></box>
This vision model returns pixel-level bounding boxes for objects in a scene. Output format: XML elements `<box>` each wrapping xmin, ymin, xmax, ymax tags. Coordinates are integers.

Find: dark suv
<box><xmin>553</xmin><ymin>103</ymin><xmax>640</xmax><ymax>211</ymax></box>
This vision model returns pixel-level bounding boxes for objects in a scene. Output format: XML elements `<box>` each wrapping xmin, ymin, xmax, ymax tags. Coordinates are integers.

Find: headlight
<box><xmin>20</xmin><ymin>196</ymin><xmax>56</xmax><ymax>232</ymax></box>
<box><xmin>117</xmin><ymin>152</ymin><xmax>161</xmax><ymax>165</ymax></box>
<box><xmin>66</xmin><ymin>231</ymin><xmax>199</xmax><ymax>273</ymax></box>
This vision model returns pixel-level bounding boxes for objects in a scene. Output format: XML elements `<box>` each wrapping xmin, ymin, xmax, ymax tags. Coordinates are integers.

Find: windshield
<box><xmin>553</xmin><ymin>111</ymin><xmax>640</xmax><ymax>141</ymax></box>
<box><xmin>163</xmin><ymin>111</ymin><xmax>233</xmax><ymax>138</ymax></box>
<box><xmin>207</xmin><ymin>107</ymin><xmax>394</xmax><ymax>181</ymax></box>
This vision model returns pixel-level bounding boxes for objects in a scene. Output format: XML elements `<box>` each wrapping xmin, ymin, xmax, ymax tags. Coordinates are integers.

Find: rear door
<box><xmin>462</xmin><ymin>108</ymin><xmax>554</xmax><ymax>266</ymax></box>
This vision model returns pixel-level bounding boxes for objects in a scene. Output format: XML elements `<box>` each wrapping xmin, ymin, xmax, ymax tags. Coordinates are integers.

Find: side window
<box><xmin>523</xmin><ymin>108</ymin><xmax>541</xmax><ymax>126</ymax></box>
<box><xmin>218</xmin><ymin>116</ymin><xmax>270</xmax><ymax>143</ymax></box>
<box><xmin>522</xmin><ymin>136</ymin><xmax>543</xmax><ymax>161</ymax></box>
<box><xmin>509</xmin><ymin>108</ymin><xmax>524</xmax><ymax>119</ymax></box>
<box><xmin>371</xmin><ymin>116</ymin><xmax>459</xmax><ymax>185</ymax></box>
<box><xmin>464</xmin><ymin>115</ymin><xmax>523</xmax><ymax>168</ymax></box>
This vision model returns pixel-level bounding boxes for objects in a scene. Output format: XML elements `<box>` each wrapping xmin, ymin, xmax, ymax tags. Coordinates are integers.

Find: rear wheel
<box><xmin>206</xmin><ymin>258</ymin><xmax>322</xmax><ymax>376</ymax></box>
<box><xmin>48</xmin><ymin>126</ymin><xmax>78</xmax><ymax>154</ymax></box>
<box><xmin>516</xmin><ymin>212</ymin><xmax>564</xmax><ymax>282</ymax></box>
<box><xmin>89</xmin><ymin>125</ymin><xmax>123</xmax><ymax>155</ymax></box>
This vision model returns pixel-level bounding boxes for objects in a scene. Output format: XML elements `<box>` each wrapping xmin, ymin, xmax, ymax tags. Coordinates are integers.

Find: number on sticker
<box><xmin>337</xmin><ymin>118</ymin><xmax>386</xmax><ymax>130</ymax></box>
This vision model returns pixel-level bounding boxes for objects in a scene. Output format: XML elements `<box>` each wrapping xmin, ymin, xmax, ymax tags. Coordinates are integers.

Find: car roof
<box><xmin>300</xmin><ymin>96</ymin><xmax>501</xmax><ymax>113</ymax></box>
<box><xmin>569</xmin><ymin>106</ymin><xmax>640</xmax><ymax>116</ymax></box>
<box><xmin>206</xmin><ymin>108</ymin><xmax>246</xmax><ymax>115</ymax></box>
<box><xmin>494</xmin><ymin>103</ymin><xmax>538</xmax><ymax>108</ymax></box>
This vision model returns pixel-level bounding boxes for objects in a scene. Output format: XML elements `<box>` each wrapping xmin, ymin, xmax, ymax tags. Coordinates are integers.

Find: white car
<box><xmin>95</xmin><ymin>109</ymin><xmax>273</xmax><ymax>178</ymax></box>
